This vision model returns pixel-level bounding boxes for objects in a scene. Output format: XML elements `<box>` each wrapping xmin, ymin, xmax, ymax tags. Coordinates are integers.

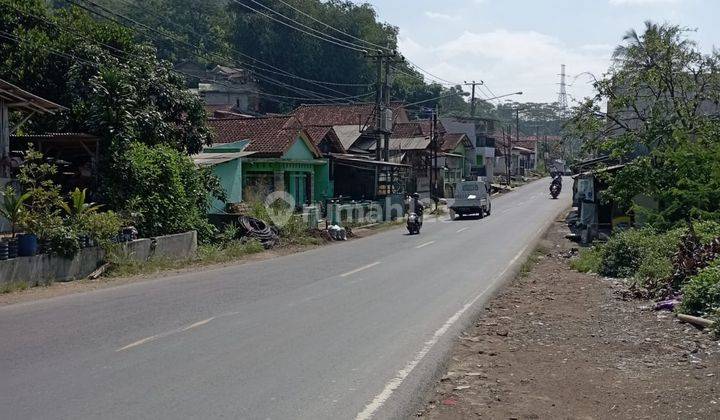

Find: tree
<box><xmin>0</xmin><ymin>0</ymin><xmax>220</xmax><ymax>236</ymax></box>
<box><xmin>567</xmin><ymin>22</ymin><xmax>720</xmax><ymax>228</ymax></box>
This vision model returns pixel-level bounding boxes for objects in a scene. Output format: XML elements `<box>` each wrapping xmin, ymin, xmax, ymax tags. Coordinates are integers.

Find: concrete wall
<box><xmin>0</xmin><ymin>231</ymin><xmax>197</xmax><ymax>287</ymax></box>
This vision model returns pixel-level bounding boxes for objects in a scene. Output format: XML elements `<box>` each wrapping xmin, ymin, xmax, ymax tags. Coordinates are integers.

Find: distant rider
<box><xmin>410</xmin><ymin>192</ymin><xmax>424</xmax><ymax>219</ymax></box>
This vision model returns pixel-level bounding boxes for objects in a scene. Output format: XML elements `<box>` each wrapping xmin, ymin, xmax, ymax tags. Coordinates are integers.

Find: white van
<box><xmin>449</xmin><ymin>180</ymin><xmax>491</xmax><ymax>220</ymax></box>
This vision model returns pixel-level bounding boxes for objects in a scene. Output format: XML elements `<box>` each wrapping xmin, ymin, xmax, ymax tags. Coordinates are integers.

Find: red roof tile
<box><xmin>292</xmin><ymin>102</ymin><xmax>410</xmax><ymax>129</ymax></box>
<box><xmin>208</xmin><ymin>116</ymin><xmax>321</xmax><ymax>158</ymax></box>
<box><xmin>440</xmin><ymin>133</ymin><xmax>470</xmax><ymax>152</ymax></box>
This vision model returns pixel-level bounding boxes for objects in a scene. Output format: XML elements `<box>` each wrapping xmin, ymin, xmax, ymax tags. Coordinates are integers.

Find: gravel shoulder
<box><xmin>418</xmin><ymin>220</ymin><xmax>720</xmax><ymax>419</ymax></box>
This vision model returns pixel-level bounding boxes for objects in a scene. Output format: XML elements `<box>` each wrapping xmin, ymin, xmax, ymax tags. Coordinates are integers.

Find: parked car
<box><xmin>449</xmin><ymin>180</ymin><xmax>491</xmax><ymax>220</ymax></box>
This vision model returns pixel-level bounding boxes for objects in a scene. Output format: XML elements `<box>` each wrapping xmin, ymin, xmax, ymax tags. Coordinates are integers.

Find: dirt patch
<box><xmin>419</xmin><ymin>221</ymin><xmax>720</xmax><ymax>420</ymax></box>
<box><xmin>0</xmin><ymin>222</ymin><xmax>403</xmax><ymax>307</ymax></box>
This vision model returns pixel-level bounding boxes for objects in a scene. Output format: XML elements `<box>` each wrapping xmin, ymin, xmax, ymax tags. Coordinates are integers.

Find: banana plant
<box><xmin>60</xmin><ymin>188</ymin><xmax>103</xmax><ymax>218</ymax></box>
<box><xmin>0</xmin><ymin>187</ymin><xmax>31</xmax><ymax>238</ymax></box>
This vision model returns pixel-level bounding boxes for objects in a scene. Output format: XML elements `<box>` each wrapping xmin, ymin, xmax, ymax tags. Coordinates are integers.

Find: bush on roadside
<box><xmin>571</xmin><ymin>246</ymin><xmax>603</xmax><ymax>273</ymax></box>
<box><xmin>103</xmin><ymin>143</ymin><xmax>224</xmax><ymax>242</ymax></box>
<box><xmin>678</xmin><ymin>262</ymin><xmax>720</xmax><ymax>318</ymax></box>
<box><xmin>599</xmin><ymin>228</ymin><xmax>666</xmax><ymax>278</ymax></box>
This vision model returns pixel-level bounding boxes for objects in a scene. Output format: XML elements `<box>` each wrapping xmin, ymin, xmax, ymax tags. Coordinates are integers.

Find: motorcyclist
<box><xmin>409</xmin><ymin>192</ymin><xmax>424</xmax><ymax>219</ymax></box>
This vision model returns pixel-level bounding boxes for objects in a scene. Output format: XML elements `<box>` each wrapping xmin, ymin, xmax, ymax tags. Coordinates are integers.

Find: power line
<box><xmin>67</xmin><ymin>0</ymin><xmax>340</xmax><ymax>101</ymax></box>
<box><xmin>232</xmin><ymin>0</ymin><xmax>468</xmax><ymax>90</ymax></box>
<box><xmin>114</xmin><ymin>0</ymin><xmax>373</xmax><ymax>88</ymax></box>
<box><xmin>272</xmin><ymin>0</ymin><xmax>391</xmax><ymax>52</ymax></box>
<box><xmin>228</xmin><ymin>0</ymin><xmax>366</xmax><ymax>53</ymax></box>
<box><xmin>67</xmin><ymin>0</ymin><xmax>366</xmax><ymax>102</ymax></box>
<box><xmin>4</xmin><ymin>6</ymin><xmax>372</xmax><ymax>107</ymax></box>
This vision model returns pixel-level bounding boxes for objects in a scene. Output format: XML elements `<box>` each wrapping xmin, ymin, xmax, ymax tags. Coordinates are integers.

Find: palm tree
<box><xmin>60</xmin><ymin>188</ymin><xmax>103</xmax><ymax>218</ymax></box>
<box><xmin>0</xmin><ymin>187</ymin><xmax>31</xmax><ymax>238</ymax></box>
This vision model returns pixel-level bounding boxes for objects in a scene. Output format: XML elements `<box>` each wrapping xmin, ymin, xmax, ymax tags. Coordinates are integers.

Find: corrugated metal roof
<box><xmin>332</xmin><ymin>125</ymin><xmax>363</xmax><ymax>150</ymax></box>
<box><xmin>369</xmin><ymin>136</ymin><xmax>431</xmax><ymax>151</ymax></box>
<box><xmin>192</xmin><ymin>151</ymin><xmax>255</xmax><ymax>166</ymax></box>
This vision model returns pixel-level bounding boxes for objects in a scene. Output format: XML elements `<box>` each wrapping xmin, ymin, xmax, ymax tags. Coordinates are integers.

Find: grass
<box><xmin>519</xmin><ymin>249</ymin><xmax>545</xmax><ymax>278</ymax></box>
<box><xmin>105</xmin><ymin>239</ymin><xmax>266</xmax><ymax>278</ymax></box>
<box><xmin>0</xmin><ymin>281</ymin><xmax>30</xmax><ymax>294</ymax></box>
<box><xmin>570</xmin><ymin>246</ymin><xmax>604</xmax><ymax>274</ymax></box>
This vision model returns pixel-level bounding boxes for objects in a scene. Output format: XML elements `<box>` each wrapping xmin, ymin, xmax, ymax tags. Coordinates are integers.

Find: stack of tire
<box><xmin>238</xmin><ymin>216</ymin><xmax>279</xmax><ymax>249</ymax></box>
<box><xmin>0</xmin><ymin>240</ymin><xmax>8</xmax><ymax>260</ymax></box>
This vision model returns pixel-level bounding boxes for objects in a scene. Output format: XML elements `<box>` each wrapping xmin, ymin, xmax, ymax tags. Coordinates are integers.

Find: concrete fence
<box><xmin>0</xmin><ymin>231</ymin><xmax>197</xmax><ymax>288</ymax></box>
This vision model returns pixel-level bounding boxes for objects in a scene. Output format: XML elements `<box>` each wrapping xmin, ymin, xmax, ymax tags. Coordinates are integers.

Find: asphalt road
<box><xmin>0</xmin><ymin>178</ymin><xmax>570</xmax><ymax>420</ymax></box>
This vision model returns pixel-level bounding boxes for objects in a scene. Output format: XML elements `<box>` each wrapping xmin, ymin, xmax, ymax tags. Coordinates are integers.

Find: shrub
<box><xmin>571</xmin><ymin>246</ymin><xmax>604</xmax><ymax>273</ymax></box>
<box><xmin>599</xmin><ymin>228</ymin><xmax>659</xmax><ymax>278</ymax></box>
<box><xmin>78</xmin><ymin>211</ymin><xmax>123</xmax><ymax>248</ymax></box>
<box><xmin>678</xmin><ymin>263</ymin><xmax>720</xmax><ymax>317</ymax></box>
<box><xmin>103</xmin><ymin>143</ymin><xmax>222</xmax><ymax>241</ymax></box>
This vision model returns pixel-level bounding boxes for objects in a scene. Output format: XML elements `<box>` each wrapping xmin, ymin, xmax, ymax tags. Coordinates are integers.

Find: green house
<box><xmin>205</xmin><ymin>116</ymin><xmax>331</xmax><ymax>212</ymax></box>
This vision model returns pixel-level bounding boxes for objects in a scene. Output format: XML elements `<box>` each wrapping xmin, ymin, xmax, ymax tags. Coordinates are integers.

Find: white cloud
<box><xmin>609</xmin><ymin>0</ymin><xmax>681</xmax><ymax>5</ymax></box>
<box><xmin>398</xmin><ymin>29</ymin><xmax>612</xmax><ymax>104</ymax></box>
<box><xmin>423</xmin><ymin>11</ymin><xmax>460</xmax><ymax>21</ymax></box>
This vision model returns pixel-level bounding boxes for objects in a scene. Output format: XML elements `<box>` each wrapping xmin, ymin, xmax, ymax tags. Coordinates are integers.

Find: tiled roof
<box><xmin>208</xmin><ymin>116</ymin><xmax>320</xmax><ymax>158</ymax></box>
<box><xmin>440</xmin><ymin>133</ymin><xmax>469</xmax><ymax>152</ymax></box>
<box><xmin>391</xmin><ymin>122</ymin><xmax>423</xmax><ymax>138</ymax></box>
<box><xmin>392</xmin><ymin>120</ymin><xmax>446</xmax><ymax>138</ymax></box>
<box><xmin>292</xmin><ymin>102</ymin><xmax>410</xmax><ymax>129</ymax></box>
<box><xmin>303</xmin><ymin>125</ymin><xmax>346</xmax><ymax>153</ymax></box>
<box><xmin>293</xmin><ymin>103</ymin><xmax>377</xmax><ymax>127</ymax></box>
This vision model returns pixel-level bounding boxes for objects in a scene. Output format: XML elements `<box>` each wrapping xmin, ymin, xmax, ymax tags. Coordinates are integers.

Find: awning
<box><xmin>0</xmin><ymin>79</ymin><xmax>65</xmax><ymax>114</ymax></box>
<box><xmin>329</xmin><ymin>153</ymin><xmax>410</xmax><ymax>168</ymax></box>
<box><xmin>192</xmin><ymin>151</ymin><xmax>255</xmax><ymax>166</ymax></box>
<box><xmin>571</xmin><ymin>164</ymin><xmax>626</xmax><ymax>179</ymax></box>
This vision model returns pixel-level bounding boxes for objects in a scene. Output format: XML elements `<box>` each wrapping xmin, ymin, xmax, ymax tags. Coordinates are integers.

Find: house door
<box><xmin>289</xmin><ymin>173</ymin><xmax>307</xmax><ymax>208</ymax></box>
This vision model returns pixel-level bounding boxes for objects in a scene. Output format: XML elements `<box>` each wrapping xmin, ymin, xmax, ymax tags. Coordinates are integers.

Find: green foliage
<box><xmin>599</xmin><ymin>228</ymin><xmax>662</xmax><ymax>278</ymax></box>
<box><xmin>567</xmin><ymin>22</ymin><xmax>720</xmax><ymax>228</ymax></box>
<box><xmin>678</xmin><ymin>263</ymin><xmax>720</xmax><ymax>318</ymax></box>
<box><xmin>78</xmin><ymin>210</ymin><xmax>123</xmax><ymax>248</ymax></box>
<box><xmin>105</xmin><ymin>142</ymin><xmax>219</xmax><ymax>241</ymax></box>
<box><xmin>571</xmin><ymin>246</ymin><xmax>603</xmax><ymax>273</ymax></box>
<box><xmin>60</xmin><ymin>188</ymin><xmax>103</xmax><ymax>218</ymax></box>
<box><xmin>0</xmin><ymin>186</ymin><xmax>31</xmax><ymax>237</ymax></box>
<box><xmin>43</xmin><ymin>223</ymin><xmax>81</xmax><ymax>258</ymax></box>
<box><xmin>105</xmin><ymin>238</ymin><xmax>264</xmax><ymax>278</ymax></box>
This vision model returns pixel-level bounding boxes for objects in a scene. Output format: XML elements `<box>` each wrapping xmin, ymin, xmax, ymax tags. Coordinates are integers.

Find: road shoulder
<box><xmin>418</xmin><ymin>221</ymin><xmax>720</xmax><ymax>419</ymax></box>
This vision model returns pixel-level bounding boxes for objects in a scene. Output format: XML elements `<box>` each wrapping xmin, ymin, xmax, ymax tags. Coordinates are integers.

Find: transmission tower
<box><xmin>557</xmin><ymin>64</ymin><xmax>569</xmax><ymax>113</ymax></box>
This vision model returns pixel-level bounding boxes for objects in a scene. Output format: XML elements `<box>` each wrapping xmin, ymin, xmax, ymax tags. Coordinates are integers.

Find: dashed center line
<box><xmin>116</xmin><ymin>316</ymin><xmax>217</xmax><ymax>352</ymax></box>
<box><xmin>340</xmin><ymin>261</ymin><xmax>382</xmax><ymax>277</ymax></box>
<box><xmin>415</xmin><ymin>241</ymin><xmax>435</xmax><ymax>249</ymax></box>
<box><xmin>456</xmin><ymin>227</ymin><xmax>469</xmax><ymax>233</ymax></box>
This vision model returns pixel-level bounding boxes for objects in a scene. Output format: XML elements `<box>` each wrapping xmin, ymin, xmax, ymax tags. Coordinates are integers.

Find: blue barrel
<box><xmin>17</xmin><ymin>234</ymin><xmax>38</xmax><ymax>257</ymax></box>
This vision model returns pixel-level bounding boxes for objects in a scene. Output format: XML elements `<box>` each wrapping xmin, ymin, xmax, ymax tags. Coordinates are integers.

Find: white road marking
<box><xmin>355</xmin><ymin>244</ymin><xmax>530</xmax><ymax>420</ymax></box>
<box><xmin>116</xmin><ymin>317</ymin><xmax>217</xmax><ymax>352</ymax></box>
<box><xmin>456</xmin><ymin>227</ymin><xmax>469</xmax><ymax>233</ymax></box>
<box><xmin>340</xmin><ymin>261</ymin><xmax>381</xmax><ymax>278</ymax></box>
<box><xmin>180</xmin><ymin>317</ymin><xmax>215</xmax><ymax>332</ymax></box>
<box><xmin>116</xmin><ymin>335</ymin><xmax>160</xmax><ymax>352</ymax></box>
<box><xmin>415</xmin><ymin>241</ymin><xmax>435</xmax><ymax>249</ymax></box>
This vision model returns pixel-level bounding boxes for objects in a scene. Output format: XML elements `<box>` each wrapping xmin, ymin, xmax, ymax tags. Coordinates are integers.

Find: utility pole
<box><xmin>372</xmin><ymin>52</ymin><xmax>383</xmax><ymax>161</ymax></box>
<box><xmin>515</xmin><ymin>109</ymin><xmax>520</xmax><ymax>176</ymax></box>
<box><xmin>369</xmin><ymin>50</ymin><xmax>399</xmax><ymax>162</ymax></box>
<box><xmin>464</xmin><ymin>80</ymin><xmax>484</xmax><ymax>117</ymax></box>
<box><xmin>432</xmin><ymin>105</ymin><xmax>439</xmax><ymax>204</ymax></box>
<box><xmin>383</xmin><ymin>58</ymin><xmax>392</xmax><ymax>162</ymax></box>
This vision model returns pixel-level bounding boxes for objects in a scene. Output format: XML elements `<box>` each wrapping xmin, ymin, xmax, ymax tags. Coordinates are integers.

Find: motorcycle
<box><xmin>550</xmin><ymin>176</ymin><xmax>562</xmax><ymax>199</ymax></box>
<box><xmin>407</xmin><ymin>212</ymin><xmax>422</xmax><ymax>234</ymax></box>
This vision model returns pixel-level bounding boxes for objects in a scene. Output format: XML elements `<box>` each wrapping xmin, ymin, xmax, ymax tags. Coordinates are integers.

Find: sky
<box><xmin>356</xmin><ymin>0</ymin><xmax>720</xmax><ymax>104</ymax></box>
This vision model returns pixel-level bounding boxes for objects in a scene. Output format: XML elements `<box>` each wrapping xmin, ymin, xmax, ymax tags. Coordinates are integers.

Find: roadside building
<box><xmin>207</xmin><ymin>116</ymin><xmax>330</xmax><ymax>210</ymax></box>
<box><xmin>183</xmin><ymin>64</ymin><xmax>261</xmax><ymax>116</ymax></box>
<box><xmin>438</xmin><ymin>132</ymin><xmax>473</xmax><ymax>197</ymax></box>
